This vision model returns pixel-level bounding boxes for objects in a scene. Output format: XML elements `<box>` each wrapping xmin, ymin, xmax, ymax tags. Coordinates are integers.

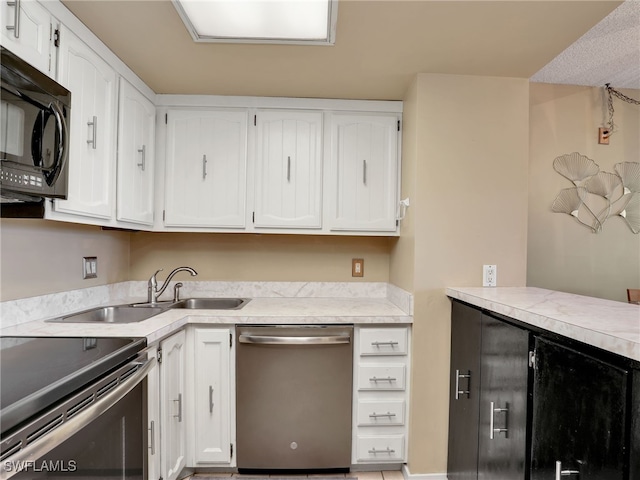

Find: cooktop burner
<box><xmin>0</xmin><ymin>336</ymin><xmax>145</xmax><ymax>434</ymax></box>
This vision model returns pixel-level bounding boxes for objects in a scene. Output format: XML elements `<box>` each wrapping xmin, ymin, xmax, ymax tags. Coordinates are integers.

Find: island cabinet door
<box><xmin>447</xmin><ymin>301</ymin><xmax>483</xmax><ymax>480</ymax></box>
<box><xmin>477</xmin><ymin>314</ymin><xmax>530</xmax><ymax>480</ymax></box>
<box><xmin>530</xmin><ymin>337</ymin><xmax>629</xmax><ymax>480</ymax></box>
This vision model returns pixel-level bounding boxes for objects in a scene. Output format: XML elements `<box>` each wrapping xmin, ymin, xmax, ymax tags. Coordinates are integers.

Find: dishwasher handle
<box><xmin>239</xmin><ymin>334</ymin><xmax>351</xmax><ymax>345</ymax></box>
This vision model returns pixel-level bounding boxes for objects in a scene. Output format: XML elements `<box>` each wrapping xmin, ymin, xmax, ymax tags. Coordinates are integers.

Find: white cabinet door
<box><xmin>161</xmin><ymin>330</ymin><xmax>187</xmax><ymax>480</ymax></box>
<box><xmin>1</xmin><ymin>0</ymin><xmax>55</xmax><ymax>76</ymax></box>
<box><xmin>165</xmin><ymin>109</ymin><xmax>247</xmax><ymax>227</ymax></box>
<box><xmin>192</xmin><ymin>328</ymin><xmax>232</xmax><ymax>464</ymax></box>
<box><xmin>147</xmin><ymin>344</ymin><xmax>161</xmax><ymax>480</ymax></box>
<box><xmin>327</xmin><ymin>113</ymin><xmax>399</xmax><ymax>232</ymax></box>
<box><xmin>116</xmin><ymin>78</ymin><xmax>155</xmax><ymax>225</ymax></box>
<box><xmin>53</xmin><ymin>27</ymin><xmax>116</xmax><ymax>219</ymax></box>
<box><xmin>254</xmin><ymin>110</ymin><xmax>323</xmax><ymax>228</ymax></box>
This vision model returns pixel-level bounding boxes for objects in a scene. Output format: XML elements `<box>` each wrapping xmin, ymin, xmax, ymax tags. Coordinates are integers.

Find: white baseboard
<box><xmin>401</xmin><ymin>464</ymin><xmax>447</xmax><ymax>480</ymax></box>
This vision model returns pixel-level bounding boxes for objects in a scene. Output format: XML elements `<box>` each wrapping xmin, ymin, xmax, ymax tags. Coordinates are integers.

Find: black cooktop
<box><xmin>0</xmin><ymin>336</ymin><xmax>145</xmax><ymax>434</ymax></box>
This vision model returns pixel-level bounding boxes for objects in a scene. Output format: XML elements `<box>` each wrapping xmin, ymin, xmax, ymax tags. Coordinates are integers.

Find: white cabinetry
<box><xmin>164</xmin><ymin>109</ymin><xmax>247</xmax><ymax>228</ymax></box>
<box><xmin>187</xmin><ymin>327</ymin><xmax>233</xmax><ymax>466</ymax></box>
<box><xmin>1</xmin><ymin>0</ymin><xmax>56</xmax><ymax>76</ymax></box>
<box><xmin>147</xmin><ymin>344</ymin><xmax>161</xmax><ymax>480</ymax></box>
<box><xmin>352</xmin><ymin>326</ymin><xmax>410</xmax><ymax>464</ymax></box>
<box><xmin>253</xmin><ymin>110</ymin><xmax>323</xmax><ymax>228</ymax></box>
<box><xmin>327</xmin><ymin>113</ymin><xmax>400</xmax><ymax>232</ymax></box>
<box><xmin>52</xmin><ymin>27</ymin><xmax>116</xmax><ymax>220</ymax></box>
<box><xmin>116</xmin><ymin>77</ymin><xmax>155</xmax><ymax>225</ymax></box>
<box><xmin>160</xmin><ymin>329</ymin><xmax>187</xmax><ymax>480</ymax></box>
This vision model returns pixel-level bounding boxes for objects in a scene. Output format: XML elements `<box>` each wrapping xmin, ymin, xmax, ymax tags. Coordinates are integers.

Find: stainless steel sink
<box><xmin>47</xmin><ymin>297</ymin><xmax>250</xmax><ymax>324</ymax></box>
<box><xmin>170</xmin><ymin>298</ymin><xmax>249</xmax><ymax>310</ymax></box>
<box><xmin>51</xmin><ymin>305</ymin><xmax>166</xmax><ymax>324</ymax></box>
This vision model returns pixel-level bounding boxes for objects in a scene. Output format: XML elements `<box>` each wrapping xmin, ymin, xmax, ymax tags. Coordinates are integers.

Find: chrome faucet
<box><xmin>147</xmin><ymin>266</ymin><xmax>197</xmax><ymax>304</ymax></box>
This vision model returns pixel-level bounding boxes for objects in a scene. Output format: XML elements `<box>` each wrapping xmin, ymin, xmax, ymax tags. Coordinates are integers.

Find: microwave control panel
<box><xmin>0</xmin><ymin>163</ymin><xmax>44</xmax><ymax>194</ymax></box>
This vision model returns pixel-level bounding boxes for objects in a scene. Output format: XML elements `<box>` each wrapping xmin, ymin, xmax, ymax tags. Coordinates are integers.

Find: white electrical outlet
<box><xmin>483</xmin><ymin>264</ymin><xmax>497</xmax><ymax>287</ymax></box>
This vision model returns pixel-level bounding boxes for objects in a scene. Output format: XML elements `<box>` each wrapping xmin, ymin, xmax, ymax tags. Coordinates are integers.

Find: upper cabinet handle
<box><xmin>287</xmin><ymin>156</ymin><xmax>291</xmax><ymax>182</ymax></box>
<box><xmin>137</xmin><ymin>145</ymin><xmax>146</xmax><ymax>171</ymax></box>
<box><xmin>209</xmin><ymin>385</ymin><xmax>214</xmax><ymax>413</ymax></box>
<box><xmin>363</xmin><ymin>160</ymin><xmax>367</xmax><ymax>185</ymax></box>
<box><xmin>202</xmin><ymin>154</ymin><xmax>208</xmax><ymax>180</ymax></box>
<box><xmin>6</xmin><ymin>0</ymin><xmax>20</xmax><ymax>38</ymax></box>
<box><xmin>87</xmin><ymin>116</ymin><xmax>97</xmax><ymax>150</ymax></box>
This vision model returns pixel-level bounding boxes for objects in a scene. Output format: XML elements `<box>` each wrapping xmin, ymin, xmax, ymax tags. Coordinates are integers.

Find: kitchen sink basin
<box><xmin>51</xmin><ymin>305</ymin><xmax>166</xmax><ymax>324</ymax></box>
<box><xmin>170</xmin><ymin>298</ymin><xmax>249</xmax><ymax>310</ymax></box>
<box><xmin>47</xmin><ymin>298</ymin><xmax>250</xmax><ymax>324</ymax></box>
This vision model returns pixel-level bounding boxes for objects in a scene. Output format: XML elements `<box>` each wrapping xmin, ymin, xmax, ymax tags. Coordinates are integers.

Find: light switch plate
<box><xmin>83</xmin><ymin>257</ymin><xmax>98</xmax><ymax>279</ymax></box>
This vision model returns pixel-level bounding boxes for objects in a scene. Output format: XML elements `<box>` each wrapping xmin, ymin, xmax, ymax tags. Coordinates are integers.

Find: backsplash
<box><xmin>0</xmin><ymin>281</ymin><xmax>413</xmax><ymax>329</ymax></box>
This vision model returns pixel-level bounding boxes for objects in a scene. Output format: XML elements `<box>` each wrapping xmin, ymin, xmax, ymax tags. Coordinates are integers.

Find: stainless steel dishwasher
<box><xmin>236</xmin><ymin>324</ymin><xmax>353</xmax><ymax>472</ymax></box>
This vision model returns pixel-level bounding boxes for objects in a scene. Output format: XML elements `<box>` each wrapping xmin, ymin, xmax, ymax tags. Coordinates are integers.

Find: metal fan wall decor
<box><xmin>551</xmin><ymin>153</ymin><xmax>640</xmax><ymax>234</ymax></box>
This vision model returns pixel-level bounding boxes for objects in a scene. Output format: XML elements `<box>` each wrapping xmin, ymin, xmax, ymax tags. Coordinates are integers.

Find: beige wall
<box><xmin>0</xmin><ymin>219</ymin><xmax>130</xmax><ymax>301</ymax></box>
<box><xmin>392</xmin><ymin>73</ymin><xmax>529</xmax><ymax>474</ymax></box>
<box><xmin>528</xmin><ymin>84</ymin><xmax>640</xmax><ymax>302</ymax></box>
<box><xmin>129</xmin><ymin>232</ymin><xmax>393</xmax><ymax>282</ymax></box>
<box><xmin>0</xmin><ymin>222</ymin><xmax>393</xmax><ymax>301</ymax></box>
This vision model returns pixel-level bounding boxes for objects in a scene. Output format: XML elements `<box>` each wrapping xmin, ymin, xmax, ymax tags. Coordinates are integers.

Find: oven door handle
<box><xmin>0</xmin><ymin>355</ymin><xmax>156</xmax><ymax>480</ymax></box>
<box><xmin>239</xmin><ymin>334</ymin><xmax>351</xmax><ymax>345</ymax></box>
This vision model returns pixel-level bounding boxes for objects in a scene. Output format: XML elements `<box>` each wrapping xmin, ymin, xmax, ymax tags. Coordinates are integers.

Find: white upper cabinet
<box><xmin>164</xmin><ymin>109</ymin><xmax>247</xmax><ymax>228</ymax></box>
<box><xmin>52</xmin><ymin>27</ymin><xmax>116</xmax><ymax>219</ymax></box>
<box><xmin>327</xmin><ymin>113</ymin><xmax>400</xmax><ymax>232</ymax></box>
<box><xmin>1</xmin><ymin>0</ymin><xmax>56</xmax><ymax>76</ymax></box>
<box><xmin>254</xmin><ymin>110</ymin><xmax>323</xmax><ymax>229</ymax></box>
<box><xmin>116</xmin><ymin>78</ymin><xmax>155</xmax><ymax>225</ymax></box>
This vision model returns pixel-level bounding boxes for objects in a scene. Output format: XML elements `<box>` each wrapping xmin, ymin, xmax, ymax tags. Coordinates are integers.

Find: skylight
<box><xmin>173</xmin><ymin>0</ymin><xmax>338</xmax><ymax>45</ymax></box>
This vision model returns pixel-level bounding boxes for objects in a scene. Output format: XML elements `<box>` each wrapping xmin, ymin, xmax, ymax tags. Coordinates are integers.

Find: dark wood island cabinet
<box><xmin>448</xmin><ymin>298</ymin><xmax>640</xmax><ymax>480</ymax></box>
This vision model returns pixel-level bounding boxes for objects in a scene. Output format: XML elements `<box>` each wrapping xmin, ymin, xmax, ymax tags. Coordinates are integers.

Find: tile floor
<box><xmin>190</xmin><ymin>472</ymin><xmax>404</xmax><ymax>480</ymax></box>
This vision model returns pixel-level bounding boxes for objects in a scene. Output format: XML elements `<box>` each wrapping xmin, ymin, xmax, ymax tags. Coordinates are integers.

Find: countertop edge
<box><xmin>446</xmin><ymin>287</ymin><xmax>640</xmax><ymax>363</ymax></box>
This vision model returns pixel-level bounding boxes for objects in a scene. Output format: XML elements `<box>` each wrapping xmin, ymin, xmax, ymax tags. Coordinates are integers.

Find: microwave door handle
<box><xmin>0</xmin><ymin>355</ymin><xmax>156</xmax><ymax>480</ymax></box>
<box><xmin>45</xmin><ymin>101</ymin><xmax>69</xmax><ymax>185</ymax></box>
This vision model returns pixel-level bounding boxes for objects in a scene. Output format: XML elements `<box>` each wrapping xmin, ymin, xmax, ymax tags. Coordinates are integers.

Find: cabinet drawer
<box><xmin>357</xmin><ymin>400</ymin><xmax>405</xmax><ymax>426</ymax></box>
<box><xmin>358</xmin><ymin>365</ymin><xmax>406</xmax><ymax>390</ymax></box>
<box><xmin>359</xmin><ymin>328</ymin><xmax>408</xmax><ymax>356</ymax></box>
<box><xmin>356</xmin><ymin>435</ymin><xmax>405</xmax><ymax>462</ymax></box>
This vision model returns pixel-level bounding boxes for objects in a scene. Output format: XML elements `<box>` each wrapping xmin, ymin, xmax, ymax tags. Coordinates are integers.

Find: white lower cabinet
<box><xmin>146</xmin><ymin>344</ymin><xmax>161</xmax><ymax>480</ymax></box>
<box><xmin>186</xmin><ymin>326</ymin><xmax>234</xmax><ymax>466</ymax></box>
<box><xmin>159</xmin><ymin>329</ymin><xmax>187</xmax><ymax>480</ymax></box>
<box><xmin>352</xmin><ymin>325</ymin><xmax>411</xmax><ymax>465</ymax></box>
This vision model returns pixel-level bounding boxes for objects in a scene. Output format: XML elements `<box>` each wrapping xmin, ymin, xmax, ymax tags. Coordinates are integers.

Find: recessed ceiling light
<box><xmin>173</xmin><ymin>0</ymin><xmax>338</xmax><ymax>45</ymax></box>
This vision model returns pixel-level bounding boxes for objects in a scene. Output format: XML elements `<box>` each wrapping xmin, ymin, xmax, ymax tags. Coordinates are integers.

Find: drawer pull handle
<box><xmin>555</xmin><ymin>461</ymin><xmax>580</xmax><ymax>479</ymax></box>
<box><xmin>455</xmin><ymin>369</ymin><xmax>471</xmax><ymax>400</ymax></box>
<box><xmin>368</xmin><ymin>447</ymin><xmax>395</xmax><ymax>455</ymax></box>
<box><xmin>370</xmin><ymin>376</ymin><xmax>397</xmax><ymax>383</ymax></box>
<box><xmin>369</xmin><ymin>411</ymin><xmax>396</xmax><ymax>418</ymax></box>
<box><xmin>371</xmin><ymin>341</ymin><xmax>399</xmax><ymax>347</ymax></box>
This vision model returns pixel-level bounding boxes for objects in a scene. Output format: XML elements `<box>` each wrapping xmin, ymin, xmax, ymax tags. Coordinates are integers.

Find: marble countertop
<box><xmin>0</xmin><ymin>296</ymin><xmax>412</xmax><ymax>344</ymax></box>
<box><xmin>446</xmin><ymin>287</ymin><xmax>640</xmax><ymax>363</ymax></box>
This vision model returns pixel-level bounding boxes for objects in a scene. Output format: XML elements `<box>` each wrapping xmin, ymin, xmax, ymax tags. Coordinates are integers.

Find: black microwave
<box><xmin>0</xmin><ymin>46</ymin><xmax>70</xmax><ymax>216</ymax></box>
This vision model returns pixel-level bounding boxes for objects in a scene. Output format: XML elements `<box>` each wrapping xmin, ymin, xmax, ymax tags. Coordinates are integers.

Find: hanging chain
<box><xmin>605</xmin><ymin>83</ymin><xmax>640</xmax><ymax>134</ymax></box>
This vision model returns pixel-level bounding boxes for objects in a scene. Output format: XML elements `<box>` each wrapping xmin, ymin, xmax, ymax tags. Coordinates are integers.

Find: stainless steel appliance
<box><xmin>0</xmin><ymin>46</ymin><xmax>70</xmax><ymax>217</ymax></box>
<box><xmin>236</xmin><ymin>324</ymin><xmax>353</xmax><ymax>472</ymax></box>
<box><xmin>0</xmin><ymin>336</ymin><xmax>154</xmax><ymax>479</ymax></box>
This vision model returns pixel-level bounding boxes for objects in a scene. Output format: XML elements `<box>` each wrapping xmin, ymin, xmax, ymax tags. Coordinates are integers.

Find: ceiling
<box><xmin>530</xmin><ymin>0</ymin><xmax>640</xmax><ymax>90</ymax></box>
<box><xmin>62</xmin><ymin>0</ymin><xmax>627</xmax><ymax>100</ymax></box>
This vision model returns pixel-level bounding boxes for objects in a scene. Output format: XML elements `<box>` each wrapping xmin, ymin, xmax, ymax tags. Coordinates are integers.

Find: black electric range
<box><xmin>0</xmin><ymin>336</ymin><xmax>146</xmax><ymax>436</ymax></box>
